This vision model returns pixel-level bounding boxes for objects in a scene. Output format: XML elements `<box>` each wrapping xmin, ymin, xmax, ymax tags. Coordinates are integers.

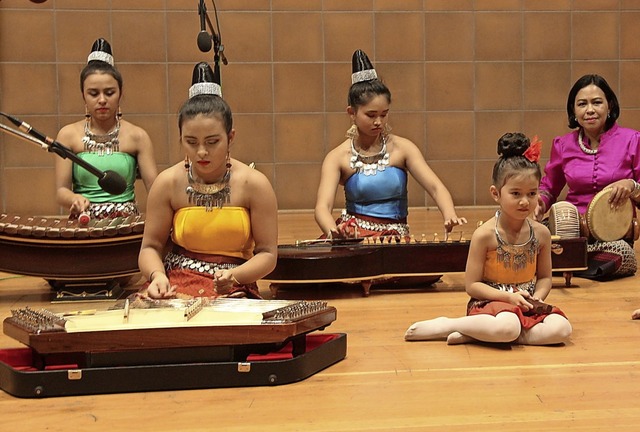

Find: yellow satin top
<box><xmin>171</xmin><ymin>206</ymin><xmax>254</xmax><ymax>260</ymax></box>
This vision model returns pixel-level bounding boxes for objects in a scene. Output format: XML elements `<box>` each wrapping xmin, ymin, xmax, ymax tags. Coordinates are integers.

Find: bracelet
<box><xmin>631</xmin><ymin>180</ymin><xmax>640</xmax><ymax>199</ymax></box>
<box><xmin>230</xmin><ymin>274</ymin><xmax>241</xmax><ymax>285</ymax></box>
<box><xmin>148</xmin><ymin>270</ymin><xmax>163</xmax><ymax>283</ymax></box>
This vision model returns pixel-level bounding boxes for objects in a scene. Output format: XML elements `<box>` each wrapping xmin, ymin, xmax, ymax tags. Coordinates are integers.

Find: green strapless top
<box><xmin>72</xmin><ymin>152</ymin><xmax>137</xmax><ymax>202</ymax></box>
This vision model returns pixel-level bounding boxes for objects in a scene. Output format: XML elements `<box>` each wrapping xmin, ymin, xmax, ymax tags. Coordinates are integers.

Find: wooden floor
<box><xmin>2</xmin><ymin>207</ymin><xmax>640</xmax><ymax>431</ymax></box>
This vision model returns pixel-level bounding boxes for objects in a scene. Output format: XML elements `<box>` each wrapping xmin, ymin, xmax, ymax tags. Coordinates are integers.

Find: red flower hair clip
<box><xmin>524</xmin><ymin>135</ymin><xmax>542</xmax><ymax>163</ymax></box>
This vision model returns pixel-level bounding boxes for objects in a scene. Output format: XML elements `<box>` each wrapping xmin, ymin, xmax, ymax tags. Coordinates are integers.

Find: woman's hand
<box><xmin>534</xmin><ymin>197</ymin><xmax>546</xmax><ymax>221</ymax></box>
<box><xmin>146</xmin><ymin>273</ymin><xmax>176</xmax><ymax>299</ymax></box>
<box><xmin>333</xmin><ymin>217</ymin><xmax>359</xmax><ymax>238</ymax></box>
<box><xmin>607</xmin><ymin>179</ymin><xmax>636</xmax><ymax>208</ymax></box>
<box><xmin>444</xmin><ymin>216</ymin><xmax>467</xmax><ymax>232</ymax></box>
<box><xmin>213</xmin><ymin>269</ymin><xmax>239</xmax><ymax>295</ymax></box>
<box><xmin>69</xmin><ymin>194</ymin><xmax>90</xmax><ymax>216</ymax></box>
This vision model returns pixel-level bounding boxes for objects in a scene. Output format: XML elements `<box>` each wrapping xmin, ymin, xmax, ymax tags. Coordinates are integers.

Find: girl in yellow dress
<box><xmin>138</xmin><ymin>62</ymin><xmax>277</xmax><ymax>299</ymax></box>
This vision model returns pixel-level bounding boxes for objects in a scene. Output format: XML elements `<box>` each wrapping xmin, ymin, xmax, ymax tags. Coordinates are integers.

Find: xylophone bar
<box><xmin>0</xmin><ymin>213</ymin><xmax>144</xmax><ymax>239</ymax></box>
<box><xmin>0</xmin><ymin>214</ymin><xmax>145</xmax><ymax>286</ymax></box>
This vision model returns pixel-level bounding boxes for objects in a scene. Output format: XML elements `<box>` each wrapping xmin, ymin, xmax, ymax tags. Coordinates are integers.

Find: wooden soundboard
<box><xmin>0</xmin><ymin>298</ymin><xmax>346</xmax><ymax>397</ymax></box>
<box><xmin>4</xmin><ymin>298</ymin><xmax>337</xmax><ymax>366</ymax></box>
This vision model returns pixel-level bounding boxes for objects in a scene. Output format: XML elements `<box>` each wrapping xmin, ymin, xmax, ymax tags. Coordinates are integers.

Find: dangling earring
<box><xmin>346</xmin><ymin>123</ymin><xmax>358</xmax><ymax>140</ymax></box>
<box><xmin>226</xmin><ymin>149</ymin><xmax>232</xmax><ymax>169</ymax></box>
<box><xmin>117</xmin><ymin>106</ymin><xmax>123</xmax><ymax>119</ymax></box>
<box><xmin>184</xmin><ymin>155</ymin><xmax>190</xmax><ymax>170</ymax></box>
<box><xmin>85</xmin><ymin>106</ymin><xmax>91</xmax><ymax>119</ymax></box>
<box><xmin>383</xmin><ymin>123</ymin><xmax>392</xmax><ymax>137</ymax></box>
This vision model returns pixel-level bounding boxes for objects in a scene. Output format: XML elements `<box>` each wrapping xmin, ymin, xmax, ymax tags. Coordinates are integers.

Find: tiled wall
<box><xmin>1</xmin><ymin>0</ymin><xmax>640</xmax><ymax>215</ymax></box>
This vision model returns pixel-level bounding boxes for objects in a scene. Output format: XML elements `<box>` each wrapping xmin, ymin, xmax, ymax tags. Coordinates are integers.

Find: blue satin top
<box><xmin>344</xmin><ymin>167</ymin><xmax>408</xmax><ymax>219</ymax></box>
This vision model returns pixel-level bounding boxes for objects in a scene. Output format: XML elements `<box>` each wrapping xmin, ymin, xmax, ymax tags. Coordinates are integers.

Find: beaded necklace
<box><xmin>578</xmin><ymin>129</ymin><xmax>598</xmax><ymax>155</ymax></box>
<box><xmin>349</xmin><ymin>134</ymin><xmax>390</xmax><ymax>176</ymax></box>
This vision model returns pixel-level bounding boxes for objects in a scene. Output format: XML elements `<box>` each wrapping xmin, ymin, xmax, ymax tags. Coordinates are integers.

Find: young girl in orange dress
<box><xmin>405</xmin><ymin>133</ymin><xmax>572</xmax><ymax>345</ymax></box>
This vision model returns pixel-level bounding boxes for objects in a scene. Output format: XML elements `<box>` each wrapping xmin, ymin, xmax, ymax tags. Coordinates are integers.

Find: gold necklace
<box><xmin>185</xmin><ymin>163</ymin><xmax>231</xmax><ymax>211</ymax></box>
<box><xmin>578</xmin><ymin>129</ymin><xmax>598</xmax><ymax>155</ymax></box>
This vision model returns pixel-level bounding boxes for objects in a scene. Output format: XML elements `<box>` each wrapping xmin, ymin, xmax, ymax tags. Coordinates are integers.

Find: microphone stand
<box><xmin>0</xmin><ymin>119</ymin><xmax>129</xmax><ymax>301</ymax></box>
<box><xmin>0</xmin><ymin>121</ymin><xmax>49</xmax><ymax>150</ymax></box>
<box><xmin>203</xmin><ymin>0</ymin><xmax>228</xmax><ymax>67</ymax></box>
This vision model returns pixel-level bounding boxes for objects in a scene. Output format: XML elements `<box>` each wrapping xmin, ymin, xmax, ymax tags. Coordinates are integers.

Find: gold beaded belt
<box><xmin>164</xmin><ymin>251</ymin><xmax>238</xmax><ymax>276</ymax></box>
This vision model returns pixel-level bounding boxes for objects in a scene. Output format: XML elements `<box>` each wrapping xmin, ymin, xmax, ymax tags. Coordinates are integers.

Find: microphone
<box><xmin>0</xmin><ymin>113</ymin><xmax>127</xmax><ymax>195</ymax></box>
<box><xmin>197</xmin><ymin>0</ymin><xmax>212</xmax><ymax>52</ymax></box>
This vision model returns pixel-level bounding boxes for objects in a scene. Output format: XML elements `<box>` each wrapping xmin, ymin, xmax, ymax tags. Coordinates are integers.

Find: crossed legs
<box><xmin>404</xmin><ymin>312</ymin><xmax>571</xmax><ymax>345</ymax></box>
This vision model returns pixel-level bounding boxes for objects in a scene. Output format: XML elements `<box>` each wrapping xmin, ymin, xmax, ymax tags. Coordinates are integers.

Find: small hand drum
<box><xmin>584</xmin><ymin>188</ymin><xmax>634</xmax><ymax>242</ymax></box>
<box><xmin>549</xmin><ymin>201</ymin><xmax>581</xmax><ymax>238</ymax></box>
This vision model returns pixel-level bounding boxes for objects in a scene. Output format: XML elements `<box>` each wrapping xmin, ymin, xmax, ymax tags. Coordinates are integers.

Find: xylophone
<box><xmin>264</xmin><ymin>233</ymin><xmax>589</xmax><ymax>297</ymax></box>
<box><xmin>0</xmin><ymin>213</ymin><xmax>145</xmax><ymax>300</ymax></box>
<box><xmin>0</xmin><ymin>298</ymin><xmax>346</xmax><ymax>397</ymax></box>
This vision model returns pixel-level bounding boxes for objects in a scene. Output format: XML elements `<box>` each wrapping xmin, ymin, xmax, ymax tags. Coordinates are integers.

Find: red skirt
<box><xmin>468</xmin><ymin>301</ymin><xmax>567</xmax><ymax>330</ymax></box>
<box><xmin>167</xmin><ymin>269</ymin><xmax>261</xmax><ymax>299</ymax></box>
<box><xmin>141</xmin><ymin>250</ymin><xmax>261</xmax><ymax>299</ymax></box>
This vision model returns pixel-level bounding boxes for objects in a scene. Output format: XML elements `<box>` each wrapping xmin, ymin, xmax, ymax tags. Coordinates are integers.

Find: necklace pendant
<box><xmin>84</xmin><ymin>118</ymin><xmax>121</xmax><ymax>156</ymax></box>
<box><xmin>186</xmin><ymin>165</ymin><xmax>231</xmax><ymax>211</ymax></box>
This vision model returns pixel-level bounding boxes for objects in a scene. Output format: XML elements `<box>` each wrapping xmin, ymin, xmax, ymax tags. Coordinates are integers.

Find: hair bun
<box><xmin>188</xmin><ymin>61</ymin><xmax>222</xmax><ymax>98</ymax></box>
<box><xmin>497</xmin><ymin>132</ymin><xmax>530</xmax><ymax>158</ymax></box>
<box><xmin>351</xmin><ymin>49</ymin><xmax>378</xmax><ymax>84</ymax></box>
<box><xmin>87</xmin><ymin>38</ymin><xmax>114</xmax><ymax>66</ymax></box>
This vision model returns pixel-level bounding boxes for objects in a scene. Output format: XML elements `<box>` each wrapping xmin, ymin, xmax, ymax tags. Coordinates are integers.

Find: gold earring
<box><xmin>84</xmin><ymin>106</ymin><xmax>91</xmax><ymax>119</ymax></box>
<box><xmin>346</xmin><ymin>123</ymin><xmax>358</xmax><ymax>140</ymax></box>
<box><xmin>184</xmin><ymin>155</ymin><xmax>190</xmax><ymax>171</ymax></box>
<box><xmin>117</xmin><ymin>106</ymin><xmax>123</xmax><ymax>119</ymax></box>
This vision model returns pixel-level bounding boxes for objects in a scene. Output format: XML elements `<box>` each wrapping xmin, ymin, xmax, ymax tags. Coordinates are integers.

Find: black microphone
<box><xmin>197</xmin><ymin>0</ymin><xmax>212</xmax><ymax>52</ymax></box>
<box><xmin>0</xmin><ymin>113</ymin><xmax>127</xmax><ymax>195</ymax></box>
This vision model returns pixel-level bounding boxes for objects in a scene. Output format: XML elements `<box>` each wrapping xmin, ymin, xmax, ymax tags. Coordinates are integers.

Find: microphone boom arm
<box><xmin>0</xmin><ymin>121</ymin><xmax>49</xmax><ymax>150</ymax></box>
<box><xmin>0</xmin><ymin>121</ymin><xmax>103</xmax><ymax>179</ymax></box>
<box><xmin>0</xmin><ymin>115</ymin><xmax>127</xmax><ymax>195</ymax></box>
